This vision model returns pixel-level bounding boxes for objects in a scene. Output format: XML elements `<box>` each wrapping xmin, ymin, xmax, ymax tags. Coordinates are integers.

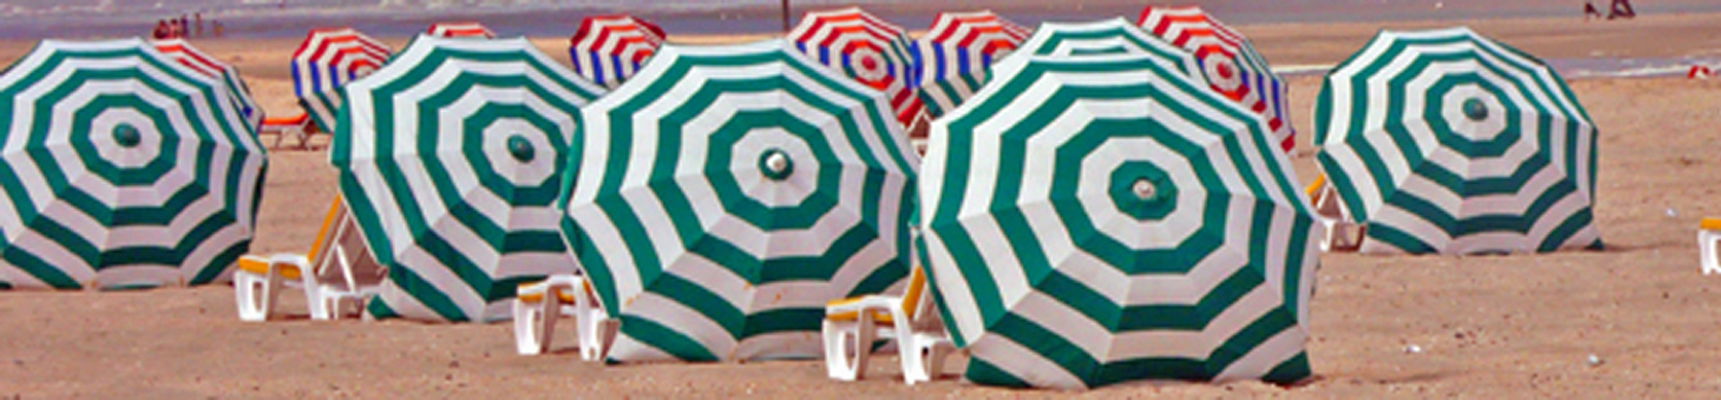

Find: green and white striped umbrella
<box><xmin>1313</xmin><ymin>27</ymin><xmax>1601</xmax><ymax>254</ymax></box>
<box><xmin>330</xmin><ymin>36</ymin><xmax>605</xmax><ymax>321</ymax></box>
<box><xmin>1010</xmin><ymin>18</ymin><xmax>1202</xmax><ymax>82</ymax></box>
<box><xmin>921</xmin><ymin>52</ymin><xmax>1319</xmax><ymax>389</ymax></box>
<box><xmin>562</xmin><ymin>39</ymin><xmax>919</xmax><ymax>362</ymax></box>
<box><xmin>0</xmin><ymin>38</ymin><xmax>267</xmax><ymax>290</ymax></box>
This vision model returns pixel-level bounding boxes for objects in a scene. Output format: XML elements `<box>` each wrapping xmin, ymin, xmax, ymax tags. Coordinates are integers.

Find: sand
<box><xmin>2</xmin><ymin>11</ymin><xmax>1721</xmax><ymax>398</ymax></box>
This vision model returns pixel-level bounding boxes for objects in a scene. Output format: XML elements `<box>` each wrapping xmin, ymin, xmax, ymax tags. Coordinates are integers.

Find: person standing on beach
<box><xmin>194</xmin><ymin>13</ymin><xmax>203</xmax><ymax>37</ymax></box>
<box><xmin>213</xmin><ymin>20</ymin><xmax>224</xmax><ymax>38</ymax></box>
<box><xmin>1584</xmin><ymin>1</ymin><xmax>1604</xmax><ymax>20</ymax></box>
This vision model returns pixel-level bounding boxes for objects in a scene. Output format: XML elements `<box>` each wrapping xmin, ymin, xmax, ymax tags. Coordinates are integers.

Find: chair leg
<box><xmin>313</xmin><ymin>289</ymin><xmax>364</xmax><ymax>320</ymax></box>
<box><xmin>1700</xmin><ymin>231</ymin><xmax>1720</xmax><ymax>275</ymax></box>
<box><xmin>234</xmin><ymin>272</ymin><xmax>271</xmax><ymax>322</ymax></box>
<box><xmin>1321</xmin><ymin>218</ymin><xmax>1364</xmax><ymax>252</ymax></box>
<box><xmin>580</xmin><ymin>315</ymin><xmax>618</xmax><ymax>362</ymax></box>
<box><xmin>822</xmin><ymin>314</ymin><xmax>875</xmax><ymax>381</ymax></box>
<box><xmin>306</xmin><ymin>283</ymin><xmax>333</xmax><ymax>321</ymax></box>
<box><xmin>1318</xmin><ymin>218</ymin><xmax>1338</xmax><ymax>252</ymax></box>
<box><xmin>901</xmin><ymin>333</ymin><xmax>954</xmax><ymax>385</ymax></box>
<box><xmin>513</xmin><ymin>294</ymin><xmax>559</xmax><ymax>355</ymax></box>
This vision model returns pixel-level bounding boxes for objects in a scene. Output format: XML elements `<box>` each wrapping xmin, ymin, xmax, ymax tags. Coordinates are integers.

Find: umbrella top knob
<box><xmin>113</xmin><ymin>124</ymin><xmax>142</xmax><ymax>148</ymax></box>
<box><xmin>506</xmin><ymin>135</ymin><xmax>535</xmax><ymax>162</ymax></box>
<box><xmin>1132</xmin><ymin>178</ymin><xmax>1157</xmax><ymax>200</ymax></box>
<box><xmin>760</xmin><ymin>148</ymin><xmax>793</xmax><ymax>181</ymax></box>
<box><xmin>1462</xmin><ymin>98</ymin><xmax>1488</xmax><ymax>121</ymax></box>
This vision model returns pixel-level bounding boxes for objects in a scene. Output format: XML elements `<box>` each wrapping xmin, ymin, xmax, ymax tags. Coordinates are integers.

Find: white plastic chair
<box><xmin>1700</xmin><ymin>218</ymin><xmax>1721</xmax><ymax>275</ymax></box>
<box><xmin>233</xmin><ymin>195</ymin><xmax>383</xmax><ymax>321</ymax></box>
<box><xmin>1308</xmin><ymin>174</ymin><xmax>1364</xmax><ymax>252</ymax></box>
<box><xmin>822</xmin><ymin>264</ymin><xmax>954</xmax><ymax>385</ymax></box>
<box><xmin>513</xmin><ymin>274</ymin><xmax>616</xmax><ymax>361</ymax></box>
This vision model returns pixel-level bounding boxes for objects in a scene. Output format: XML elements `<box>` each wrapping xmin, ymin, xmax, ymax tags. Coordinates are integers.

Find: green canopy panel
<box><xmin>1008</xmin><ymin>18</ymin><xmax>1205</xmax><ymax>85</ymax></box>
<box><xmin>563</xmin><ymin>39</ymin><xmax>919</xmax><ymax>362</ymax></box>
<box><xmin>0</xmin><ymin>38</ymin><xmax>267</xmax><ymax>290</ymax></box>
<box><xmin>329</xmin><ymin>35</ymin><xmax>605</xmax><ymax>322</ymax></box>
<box><xmin>1313</xmin><ymin>27</ymin><xmax>1601</xmax><ymax>254</ymax></box>
<box><xmin>920</xmin><ymin>51</ymin><xmax>1319</xmax><ymax>389</ymax></box>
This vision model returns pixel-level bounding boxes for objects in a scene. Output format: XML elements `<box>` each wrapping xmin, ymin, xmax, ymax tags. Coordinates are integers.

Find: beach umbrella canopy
<box><xmin>291</xmin><ymin>27</ymin><xmax>392</xmax><ymax>132</ymax></box>
<box><xmin>0</xmin><ymin>39</ymin><xmax>267</xmax><ymax>289</ymax></box>
<box><xmin>1314</xmin><ymin>27</ymin><xmax>1601</xmax><ymax>254</ymax></box>
<box><xmin>428</xmin><ymin>22</ymin><xmax>497</xmax><ymax>38</ymax></box>
<box><xmin>330</xmin><ymin>35</ymin><xmax>605</xmax><ymax>321</ymax></box>
<box><xmin>1010</xmin><ymin>18</ymin><xmax>1203</xmax><ymax>85</ymax></box>
<box><xmin>563</xmin><ymin>39</ymin><xmax>919</xmax><ymax>362</ymax></box>
<box><xmin>1139</xmin><ymin>6</ymin><xmax>1294</xmax><ymax>151</ymax></box>
<box><xmin>789</xmin><ymin>7</ymin><xmax>924</xmax><ymax>128</ymax></box>
<box><xmin>911</xmin><ymin>10</ymin><xmax>1031</xmax><ymax>118</ymax></box>
<box><xmin>153</xmin><ymin>38</ymin><xmax>263</xmax><ymax>131</ymax></box>
<box><xmin>568</xmin><ymin>14</ymin><xmax>667</xmax><ymax>89</ymax></box>
<box><xmin>920</xmin><ymin>52</ymin><xmax>1318</xmax><ymax>389</ymax></box>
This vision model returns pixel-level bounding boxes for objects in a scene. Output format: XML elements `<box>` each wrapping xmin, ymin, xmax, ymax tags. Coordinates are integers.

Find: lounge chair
<box><xmin>260</xmin><ymin>112</ymin><xmax>317</xmax><ymax>150</ymax></box>
<box><xmin>233</xmin><ymin>195</ymin><xmax>383</xmax><ymax>321</ymax></box>
<box><xmin>1308</xmin><ymin>174</ymin><xmax>1364</xmax><ymax>252</ymax></box>
<box><xmin>1701</xmin><ymin>218</ymin><xmax>1721</xmax><ymax>274</ymax></box>
<box><xmin>822</xmin><ymin>264</ymin><xmax>954</xmax><ymax>385</ymax></box>
<box><xmin>512</xmin><ymin>274</ymin><xmax>616</xmax><ymax>361</ymax></box>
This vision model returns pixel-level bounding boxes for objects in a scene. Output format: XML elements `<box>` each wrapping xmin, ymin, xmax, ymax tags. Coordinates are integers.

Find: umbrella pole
<box><xmin>780</xmin><ymin>0</ymin><xmax>791</xmax><ymax>32</ymax></box>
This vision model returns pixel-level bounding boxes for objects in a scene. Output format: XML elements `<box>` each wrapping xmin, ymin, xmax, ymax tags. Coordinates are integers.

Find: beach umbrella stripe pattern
<box><xmin>569</xmin><ymin>15</ymin><xmax>666</xmax><ymax>89</ymax></box>
<box><xmin>154</xmin><ymin>39</ymin><xmax>263</xmax><ymax>131</ymax></box>
<box><xmin>1140</xmin><ymin>6</ymin><xmax>1294</xmax><ymax>151</ymax></box>
<box><xmin>1011</xmin><ymin>18</ymin><xmax>1205</xmax><ymax>87</ymax></box>
<box><xmin>0</xmin><ymin>39</ymin><xmax>266</xmax><ymax>289</ymax></box>
<box><xmin>331</xmin><ymin>36</ymin><xmax>603</xmax><ymax>321</ymax></box>
<box><xmin>429</xmin><ymin>22</ymin><xmax>497</xmax><ymax>38</ymax></box>
<box><xmin>789</xmin><ymin>7</ymin><xmax>924</xmax><ymax>127</ymax></box>
<box><xmin>912</xmin><ymin>10</ymin><xmax>1031</xmax><ymax>118</ymax></box>
<box><xmin>921</xmin><ymin>53</ymin><xmax>1318</xmax><ymax>388</ymax></box>
<box><xmin>1314</xmin><ymin>27</ymin><xmax>1601</xmax><ymax>254</ymax></box>
<box><xmin>291</xmin><ymin>28</ymin><xmax>392</xmax><ymax>132</ymax></box>
<box><xmin>564</xmin><ymin>40</ymin><xmax>919</xmax><ymax>361</ymax></box>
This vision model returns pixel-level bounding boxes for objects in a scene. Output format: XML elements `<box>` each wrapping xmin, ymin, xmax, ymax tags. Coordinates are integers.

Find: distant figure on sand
<box><xmin>152</xmin><ymin>20</ymin><xmax>171</xmax><ymax>39</ymax></box>
<box><xmin>1584</xmin><ymin>1</ymin><xmax>1603</xmax><ymax>20</ymax></box>
<box><xmin>1609</xmin><ymin>0</ymin><xmax>1636</xmax><ymax>19</ymax></box>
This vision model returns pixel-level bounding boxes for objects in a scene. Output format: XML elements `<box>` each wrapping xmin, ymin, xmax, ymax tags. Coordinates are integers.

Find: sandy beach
<box><xmin>2</xmin><ymin>11</ymin><xmax>1721</xmax><ymax>398</ymax></box>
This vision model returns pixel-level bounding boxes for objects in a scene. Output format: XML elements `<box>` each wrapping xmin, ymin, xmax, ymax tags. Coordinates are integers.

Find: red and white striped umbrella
<box><xmin>428</xmin><ymin>22</ymin><xmax>496</xmax><ymax>38</ymax></box>
<box><xmin>154</xmin><ymin>38</ymin><xmax>262</xmax><ymax>130</ymax></box>
<box><xmin>789</xmin><ymin>7</ymin><xmax>922</xmax><ymax>128</ymax></box>
<box><xmin>1139</xmin><ymin>6</ymin><xmax>1295</xmax><ymax>151</ymax></box>
<box><xmin>913</xmin><ymin>10</ymin><xmax>1031</xmax><ymax>118</ymax></box>
<box><xmin>291</xmin><ymin>27</ymin><xmax>393</xmax><ymax>132</ymax></box>
<box><xmin>568</xmin><ymin>14</ymin><xmax>666</xmax><ymax>89</ymax></box>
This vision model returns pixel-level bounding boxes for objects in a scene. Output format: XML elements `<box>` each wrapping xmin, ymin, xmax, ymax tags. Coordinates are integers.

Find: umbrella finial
<box><xmin>761</xmin><ymin>148</ymin><xmax>793</xmax><ymax>180</ymax></box>
<box><xmin>1132</xmin><ymin>178</ymin><xmax>1157</xmax><ymax>200</ymax></box>
<box><xmin>1462</xmin><ymin>98</ymin><xmax>1488</xmax><ymax>121</ymax></box>
<box><xmin>114</xmin><ymin>124</ymin><xmax>142</xmax><ymax>148</ymax></box>
<box><xmin>506</xmin><ymin>135</ymin><xmax>535</xmax><ymax>162</ymax></box>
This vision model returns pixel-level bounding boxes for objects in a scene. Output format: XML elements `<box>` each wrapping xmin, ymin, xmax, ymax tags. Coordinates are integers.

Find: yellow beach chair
<box><xmin>822</xmin><ymin>264</ymin><xmax>954</xmax><ymax>385</ymax></box>
<box><xmin>512</xmin><ymin>274</ymin><xmax>616</xmax><ymax>361</ymax></box>
<box><xmin>1308</xmin><ymin>174</ymin><xmax>1364</xmax><ymax>252</ymax></box>
<box><xmin>1700</xmin><ymin>218</ymin><xmax>1721</xmax><ymax>274</ymax></box>
<box><xmin>232</xmin><ymin>195</ymin><xmax>382</xmax><ymax>321</ymax></box>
